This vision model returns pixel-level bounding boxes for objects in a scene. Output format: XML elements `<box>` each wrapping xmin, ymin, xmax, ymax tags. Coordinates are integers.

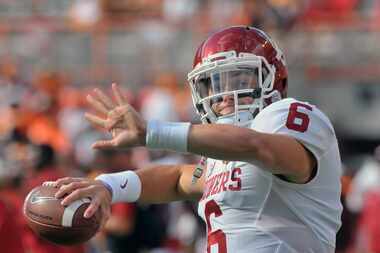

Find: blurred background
<box><xmin>0</xmin><ymin>0</ymin><xmax>380</xmax><ymax>252</ymax></box>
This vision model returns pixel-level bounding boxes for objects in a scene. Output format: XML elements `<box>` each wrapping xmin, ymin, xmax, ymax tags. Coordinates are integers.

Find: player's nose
<box><xmin>222</xmin><ymin>94</ymin><xmax>234</xmax><ymax>103</ymax></box>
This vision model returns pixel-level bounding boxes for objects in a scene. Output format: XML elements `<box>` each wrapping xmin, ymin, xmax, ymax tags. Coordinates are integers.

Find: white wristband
<box><xmin>95</xmin><ymin>170</ymin><xmax>142</xmax><ymax>204</ymax></box>
<box><xmin>146</xmin><ymin>120</ymin><xmax>191</xmax><ymax>153</ymax></box>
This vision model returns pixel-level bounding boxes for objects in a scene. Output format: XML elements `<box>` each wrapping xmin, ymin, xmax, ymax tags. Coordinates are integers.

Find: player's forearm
<box><xmin>144</xmin><ymin>120</ymin><xmax>311</xmax><ymax>179</ymax></box>
<box><xmin>136</xmin><ymin>164</ymin><xmax>200</xmax><ymax>204</ymax></box>
<box><xmin>187</xmin><ymin>123</ymin><xmax>314</xmax><ymax>181</ymax></box>
<box><xmin>188</xmin><ymin>124</ymin><xmax>265</xmax><ymax>163</ymax></box>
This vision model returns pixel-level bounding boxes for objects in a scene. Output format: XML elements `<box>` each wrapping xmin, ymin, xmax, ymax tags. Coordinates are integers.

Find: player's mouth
<box><xmin>217</xmin><ymin>104</ymin><xmax>235</xmax><ymax>115</ymax></box>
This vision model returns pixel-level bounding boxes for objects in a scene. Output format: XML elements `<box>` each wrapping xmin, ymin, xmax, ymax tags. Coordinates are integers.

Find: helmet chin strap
<box><xmin>215</xmin><ymin>111</ymin><xmax>254</xmax><ymax>126</ymax></box>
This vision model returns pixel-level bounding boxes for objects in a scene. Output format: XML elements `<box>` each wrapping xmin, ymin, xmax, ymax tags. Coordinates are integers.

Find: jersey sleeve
<box><xmin>251</xmin><ymin>98</ymin><xmax>336</xmax><ymax>159</ymax></box>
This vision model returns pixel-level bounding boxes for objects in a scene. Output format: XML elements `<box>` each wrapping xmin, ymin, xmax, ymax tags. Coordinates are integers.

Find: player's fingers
<box><xmin>110</xmin><ymin>128</ymin><xmax>123</xmax><ymax>138</ymax></box>
<box><xmin>55</xmin><ymin>181</ymin><xmax>91</xmax><ymax>199</ymax></box>
<box><xmin>42</xmin><ymin>181</ymin><xmax>57</xmax><ymax>187</ymax></box>
<box><xmin>118</xmin><ymin>105</ymin><xmax>141</xmax><ymax>131</ymax></box>
<box><xmin>86</xmin><ymin>94</ymin><xmax>108</xmax><ymax>115</ymax></box>
<box><xmin>91</xmin><ymin>139</ymin><xmax>116</xmax><ymax>149</ymax></box>
<box><xmin>60</xmin><ymin>187</ymin><xmax>94</xmax><ymax>206</ymax></box>
<box><xmin>54</xmin><ymin>177</ymin><xmax>84</xmax><ymax>188</ymax></box>
<box><xmin>107</xmin><ymin>105</ymin><xmax>134</xmax><ymax>130</ymax></box>
<box><xmin>84</xmin><ymin>113</ymin><xmax>107</xmax><ymax>128</ymax></box>
<box><xmin>83</xmin><ymin>197</ymin><xmax>100</xmax><ymax>218</ymax></box>
<box><xmin>94</xmin><ymin>88</ymin><xmax>115</xmax><ymax>109</ymax></box>
<box><xmin>112</xmin><ymin>83</ymin><xmax>127</xmax><ymax>105</ymax></box>
<box><xmin>104</xmin><ymin>115</ymin><xmax>120</xmax><ymax>131</ymax></box>
<box><xmin>105</xmin><ymin>106</ymin><xmax>130</xmax><ymax>129</ymax></box>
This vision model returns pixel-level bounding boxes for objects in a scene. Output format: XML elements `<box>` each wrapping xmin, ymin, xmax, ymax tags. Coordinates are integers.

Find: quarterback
<box><xmin>50</xmin><ymin>26</ymin><xmax>342</xmax><ymax>252</ymax></box>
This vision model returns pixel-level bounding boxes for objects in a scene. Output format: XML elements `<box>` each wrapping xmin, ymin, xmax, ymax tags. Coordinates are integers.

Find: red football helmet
<box><xmin>187</xmin><ymin>26</ymin><xmax>288</xmax><ymax>125</ymax></box>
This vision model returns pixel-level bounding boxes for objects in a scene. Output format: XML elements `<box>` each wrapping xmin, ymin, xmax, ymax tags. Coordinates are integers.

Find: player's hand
<box><xmin>85</xmin><ymin>83</ymin><xmax>146</xmax><ymax>150</ymax></box>
<box><xmin>43</xmin><ymin>178</ymin><xmax>112</xmax><ymax>228</ymax></box>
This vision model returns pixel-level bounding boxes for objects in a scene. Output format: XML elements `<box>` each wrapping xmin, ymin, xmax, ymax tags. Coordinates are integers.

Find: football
<box><xmin>23</xmin><ymin>185</ymin><xmax>102</xmax><ymax>245</ymax></box>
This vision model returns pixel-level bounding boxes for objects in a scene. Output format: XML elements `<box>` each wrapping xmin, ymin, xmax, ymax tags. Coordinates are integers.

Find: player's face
<box><xmin>208</xmin><ymin>69</ymin><xmax>258</xmax><ymax>116</ymax></box>
<box><xmin>212</xmin><ymin>95</ymin><xmax>254</xmax><ymax>116</ymax></box>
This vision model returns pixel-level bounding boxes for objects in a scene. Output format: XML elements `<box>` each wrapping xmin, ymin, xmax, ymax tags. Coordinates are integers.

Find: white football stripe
<box><xmin>62</xmin><ymin>198</ymin><xmax>91</xmax><ymax>227</ymax></box>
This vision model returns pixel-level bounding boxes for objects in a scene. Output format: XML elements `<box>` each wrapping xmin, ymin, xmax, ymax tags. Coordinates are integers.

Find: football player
<box><xmin>50</xmin><ymin>26</ymin><xmax>342</xmax><ymax>252</ymax></box>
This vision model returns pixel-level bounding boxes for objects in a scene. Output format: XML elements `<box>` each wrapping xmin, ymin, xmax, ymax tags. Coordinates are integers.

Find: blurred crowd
<box><xmin>0</xmin><ymin>0</ymin><xmax>380</xmax><ymax>253</ymax></box>
<box><xmin>0</xmin><ymin>68</ymin><xmax>203</xmax><ymax>253</ymax></box>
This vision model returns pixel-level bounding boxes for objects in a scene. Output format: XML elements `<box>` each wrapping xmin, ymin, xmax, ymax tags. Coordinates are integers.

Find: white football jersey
<box><xmin>198</xmin><ymin>98</ymin><xmax>343</xmax><ymax>253</ymax></box>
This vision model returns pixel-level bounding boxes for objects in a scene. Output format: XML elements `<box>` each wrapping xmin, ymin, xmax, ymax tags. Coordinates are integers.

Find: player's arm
<box><xmin>52</xmin><ymin>163</ymin><xmax>204</xmax><ymax>219</ymax></box>
<box><xmin>51</xmin><ymin>162</ymin><xmax>204</xmax><ymax>221</ymax></box>
<box><xmin>84</xmin><ymin>84</ymin><xmax>314</xmax><ymax>183</ymax></box>
<box><xmin>104</xmin><ymin>164</ymin><xmax>203</xmax><ymax>234</ymax></box>
<box><xmin>137</xmin><ymin>163</ymin><xmax>203</xmax><ymax>203</ymax></box>
<box><xmin>187</xmin><ymin>124</ymin><xmax>315</xmax><ymax>183</ymax></box>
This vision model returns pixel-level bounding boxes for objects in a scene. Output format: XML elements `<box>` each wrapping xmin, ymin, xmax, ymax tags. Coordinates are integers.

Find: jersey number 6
<box><xmin>205</xmin><ymin>200</ymin><xmax>227</xmax><ymax>253</ymax></box>
<box><xmin>286</xmin><ymin>102</ymin><xmax>313</xmax><ymax>132</ymax></box>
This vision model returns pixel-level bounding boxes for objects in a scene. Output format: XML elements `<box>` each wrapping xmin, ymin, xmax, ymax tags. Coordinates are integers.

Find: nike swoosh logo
<box><xmin>30</xmin><ymin>196</ymin><xmax>57</xmax><ymax>204</ymax></box>
<box><xmin>120</xmin><ymin>179</ymin><xmax>128</xmax><ymax>189</ymax></box>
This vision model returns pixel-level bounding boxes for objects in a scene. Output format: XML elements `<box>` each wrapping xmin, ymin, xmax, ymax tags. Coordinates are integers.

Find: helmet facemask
<box><xmin>188</xmin><ymin>51</ymin><xmax>277</xmax><ymax>125</ymax></box>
